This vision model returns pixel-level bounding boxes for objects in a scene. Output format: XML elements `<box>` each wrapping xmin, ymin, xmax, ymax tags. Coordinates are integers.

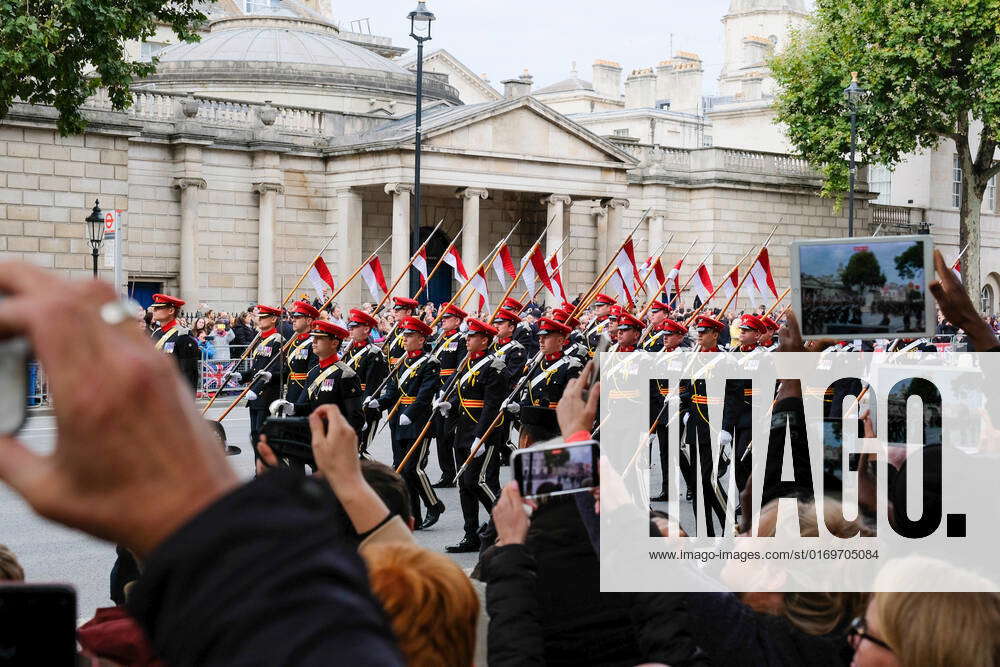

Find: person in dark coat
<box><xmin>283</xmin><ymin>300</ymin><xmax>319</xmax><ymax>406</ymax></box>
<box><xmin>344</xmin><ymin>308</ymin><xmax>389</xmax><ymax>458</ymax></box>
<box><xmin>232</xmin><ymin>305</ymin><xmax>285</xmax><ymax>463</ymax></box>
<box><xmin>148</xmin><ymin>293</ymin><xmax>200</xmax><ymax>391</ymax></box>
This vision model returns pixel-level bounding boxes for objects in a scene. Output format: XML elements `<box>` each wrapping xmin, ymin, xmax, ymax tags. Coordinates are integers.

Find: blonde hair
<box><xmin>873</xmin><ymin>557</ymin><xmax>1000</xmax><ymax>666</ymax></box>
<box><xmin>756</xmin><ymin>497</ymin><xmax>872</xmax><ymax>636</ymax></box>
<box><xmin>362</xmin><ymin>542</ymin><xmax>478</xmax><ymax>667</ymax></box>
<box><xmin>0</xmin><ymin>544</ymin><xmax>24</xmax><ymax>581</ymax></box>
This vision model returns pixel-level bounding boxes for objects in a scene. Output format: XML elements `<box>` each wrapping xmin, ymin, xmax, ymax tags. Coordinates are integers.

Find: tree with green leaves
<box><xmin>0</xmin><ymin>0</ymin><xmax>205</xmax><ymax>136</ymax></box>
<box><xmin>894</xmin><ymin>243</ymin><xmax>924</xmax><ymax>281</ymax></box>
<box><xmin>770</xmin><ymin>0</ymin><xmax>1000</xmax><ymax>306</ymax></box>
<box><xmin>840</xmin><ymin>250</ymin><xmax>885</xmax><ymax>293</ymax></box>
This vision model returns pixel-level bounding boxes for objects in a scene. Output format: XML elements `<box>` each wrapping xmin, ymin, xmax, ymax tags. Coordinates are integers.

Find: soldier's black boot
<box><xmin>446</xmin><ymin>534</ymin><xmax>481</xmax><ymax>553</ymax></box>
<box><xmin>419</xmin><ymin>501</ymin><xmax>445</xmax><ymax>529</ymax></box>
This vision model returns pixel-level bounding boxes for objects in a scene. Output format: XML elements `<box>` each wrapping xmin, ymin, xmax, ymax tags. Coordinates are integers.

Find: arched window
<box><xmin>981</xmin><ymin>284</ymin><xmax>994</xmax><ymax>316</ymax></box>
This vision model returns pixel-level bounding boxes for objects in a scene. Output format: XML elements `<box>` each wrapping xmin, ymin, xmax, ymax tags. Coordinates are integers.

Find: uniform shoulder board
<box><xmin>510</xmin><ymin>340</ymin><xmax>525</xmax><ymax>350</ymax></box>
<box><xmin>176</xmin><ymin>326</ymin><xmax>190</xmax><ymax>336</ymax></box>
<box><xmin>566</xmin><ymin>356</ymin><xmax>584</xmax><ymax>369</ymax></box>
<box><xmin>490</xmin><ymin>356</ymin><xmax>507</xmax><ymax>371</ymax></box>
<box><xmin>335</xmin><ymin>360</ymin><xmax>356</xmax><ymax>379</ymax></box>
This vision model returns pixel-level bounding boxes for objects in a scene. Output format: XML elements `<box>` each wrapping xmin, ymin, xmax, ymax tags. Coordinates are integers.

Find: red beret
<box><xmin>609</xmin><ymin>305</ymin><xmax>624</xmax><ymax>319</ymax></box>
<box><xmin>492</xmin><ymin>309</ymin><xmax>522</xmax><ymax>325</ymax></box>
<box><xmin>593</xmin><ymin>293</ymin><xmax>616</xmax><ymax>306</ymax></box>
<box><xmin>761</xmin><ymin>316</ymin><xmax>778</xmax><ymax>331</ymax></box>
<box><xmin>658</xmin><ymin>318</ymin><xmax>687</xmax><ymax>335</ymax></box>
<box><xmin>151</xmin><ymin>293</ymin><xmax>185</xmax><ymax>309</ymax></box>
<box><xmin>560</xmin><ymin>301</ymin><xmax>576</xmax><ymax>312</ymax></box>
<box><xmin>537</xmin><ymin>317</ymin><xmax>571</xmax><ymax>336</ymax></box>
<box><xmin>502</xmin><ymin>297</ymin><xmax>524</xmax><ymax>312</ymax></box>
<box><xmin>290</xmin><ymin>301</ymin><xmax>320</xmax><ymax>319</ymax></box>
<box><xmin>392</xmin><ymin>296</ymin><xmax>419</xmax><ymax>310</ymax></box>
<box><xmin>738</xmin><ymin>314</ymin><xmax>766</xmax><ymax>333</ymax></box>
<box><xmin>311</xmin><ymin>320</ymin><xmax>349</xmax><ymax>339</ymax></box>
<box><xmin>617</xmin><ymin>312</ymin><xmax>644</xmax><ymax>330</ymax></box>
<box><xmin>649</xmin><ymin>300</ymin><xmax>671</xmax><ymax>312</ymax></box>
<box><xmin>466</xmin><ymin>318</ymin><xmax>498</xmax><ymax>336</ymax></box>
<box><xmin>441</xmin><ymin>303</ymin><xmax>467</xmax><ymax>320</ymax></box>
<box><xmin>551</xmin><ymin>308</ymin><xmax>580</xmax><ymax>329</ymax></box>
<box><xmin>399</xmin><ymin>316</ymin><xmax>432</xmax><ymax>337</ymax></box>
<box><xmin>255</xmin><ymin>305</ymin><xmax>282</xmax><ymax>317</ymax></box>
<box><xmin>348</xmin><ymin>309</ymin><xmax>378</xmax><ymax>329</ymax></box>
<box><xmin>694</xmin><ymin>315</ymin><xmax>725</xmax><ymax>332</ymax></box>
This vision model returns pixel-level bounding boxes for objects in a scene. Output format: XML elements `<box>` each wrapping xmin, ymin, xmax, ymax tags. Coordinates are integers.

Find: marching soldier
<box><xmin>233</xmin><ymin>305</ymin><xmax>285</xmax><ymax>463</ymax></box>
<box><xmin>508</xmin><ymin>318</ymin><xmax>584</xmax><ymax>439</ymax></box>
<box><xmin>491</xmin><ymin>309</ymin><xmax>529</xmax><ymax>458</ymax></box>
<box><xmin>502</xmin><ymin>297</ymin><xmax>539</xmax><ymax>359</ymax></box>
<box><xmin>722</xmin><ymin>314</ymin><xmax>766</xmax><ymax>498</ymax></box>
<box><xmin>344</xmin><ymin>309</ymin><xmax>389</xmax><ymax>458</ymax></box>
<box><xmin>679</xmin><ymin>314</ymin><xmax>728</xmax><ymax>536</ymax></box>
<box><xmin>610</xmin><ymin>312</ymin><xmax>644</xmax><ymax>352</ymax></box>
<box><xmin>759</xmin><ymin>316</ymin><xmax>779</xmax><ymax>349</ymax></box>
<box><xmin>276</xmin><ymin>320</ymin><xmax>364</xmax><ymax>437</ymax></box>
<box><xmin>430</xmin><ymin>304</ymin><xmax>467</xmax><ymax>488</ymax></box>
<box><xmin>641</xmin><ymin>301</ymin><xmax>673</xmax><ymax>352</ymax></box>
<box><xmin>366</xmin><ymin>316</ymin><xmax>446</xmax><ymax>530</ymax></box>
<box><xmin>437</xmin><ymin>318</ymin><xmax>507</xmax><ymax>553</ymax></box>
<box><xmin>284</xmin><ymin>301</ymin><xmax>320</xmax><ymax>405</ymax></box>
<box><xmin>148</xmin><ymin>293</ymin><xmax>200</xmax><ymax>390</ymax></box>
<box><xmin>383</xmin><ymin>296</ymin><xmax>420</xmax><ymax>365</ymax></box>
<box><xmin>552</xmin><ymin>307</ymin><xmax>588</xmax><ymax>363</ymax></box>
<box><xmin>559</xmin><ymin>301</ymin><xmax>586</xmax><ymax>347</ymax></box>
<box><xmin>650</xmin><ymin>318</ymin><xmax>694</xmax><ymax>502</ymax></box>
<box><xmin>583</xmin><ymin>293</ymin><xmax>616</xmax><ymax>357</ymax></box>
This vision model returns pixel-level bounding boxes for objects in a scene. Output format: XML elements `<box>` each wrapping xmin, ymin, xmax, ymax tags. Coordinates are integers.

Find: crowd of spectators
<box><xmin>2</xmin><ymin>251</ymin><xmax>999</xmax><ymax>665</ymax></box>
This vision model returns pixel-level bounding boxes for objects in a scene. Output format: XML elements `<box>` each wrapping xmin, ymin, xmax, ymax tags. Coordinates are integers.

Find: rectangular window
<box><xmin>613</xmin><ymin>128</ymin><xmax>629</xmax><ymax>137</ymax></box>
<box><xmin>702</xmin><ymin>135</ymin><xmax>714</xmax><ymax>147</ymax></box>
<box><xmin>869</xmin><ymin>164</ymin><xmax>892</xmax><ymax>205</ymax></box>
<box><xmin>953</xmin><ymin>155</ymin><xmax>963</xmax><ymax>209</ymax></box>
<box><xmin>244</xmin><ymin>0</ymin><xmax>279</xmax><ymax>13</ymax></box>
<box><xmin>139</xmin><ymin>41</ymin><xmax>167</xmax><ymax>63</ymax></box>
<box><xmin>989</xmin><ymin>175</ymin><xmax>997</xmax><ymax>212</ymax></box>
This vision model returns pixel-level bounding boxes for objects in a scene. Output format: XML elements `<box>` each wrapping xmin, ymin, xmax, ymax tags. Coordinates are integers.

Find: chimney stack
<box><xmin>669</xmin><ymin>52</ymin><xmax>703</xmax><ymax>113</ymax></box>
<box><xmin>501</xmin><ymin>69</ymin><xmax>533</xmax><ymax>99</ymax></box>
<box><xmin>655</xmin><ymin>60</ymin><xmax>675</xmax><ymax>106</ymax></box>
<box><xmin>624</xmin><ymin>68</ymin><xmax>657</xmax><ymax>109</ymax></box>
<box><xmin>592</xmin><ymin>59</ymin><xmax>623</xmax><ymax>99</ymax></box>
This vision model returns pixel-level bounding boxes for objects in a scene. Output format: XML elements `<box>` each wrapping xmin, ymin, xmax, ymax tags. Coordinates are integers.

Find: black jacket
<box><xmin>378</xmin><ymin>350</ymin><xmax>440</xmax><ymax>439</ymax></box>
<box><xmin>343</xmin><ymin>340</ymin><xmax>389</xmax><ymax>399</ymax></box>
<box><xmin>445</xmin><ymin>352</ymin><xmax>507</xmax><ymax>446</ymax></box>
<box><xmin>284</xmin><ymin>333</ymin><xmax>318</xmax><ymax>405</ymax></box>
<box><xmin>293</xmin><ymin>356</ymin><xmax>364</xmax><ymax>436</ymax></box>
<box><xmin>152</xmin><ymin>324</ymin><xmax>200</xmax><ymax>391</ymax></box>
<box><xmin>127</xmin><ymin>470</ymin><xmax>404</xmax><ymax>666</ymax></box>
<box><xmin>243</xmin><ymin>330</ymin><xmax>286</xmax><ymax>409</ymax></box>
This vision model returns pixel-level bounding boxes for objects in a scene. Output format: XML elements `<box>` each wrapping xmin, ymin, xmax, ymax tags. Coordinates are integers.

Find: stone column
<box><xmin>458</xmin><ymin>187</ymin><xmax>489</xmax><ymax>274</ymax></box>
<box><xmin>253</xmin><ymin>182</ymin><xmax>283</xmax><ymax>306</ymax></box>
<box><xmin>607</xmin><ymin>198</ymin><xmax>630</xmax><ymax>253</ymax></box>
<box><xmin>173</xmin><ymin>177</ymin><xmax>206</xmax><ymax>307</ymax></box>
<box><xmin>385</xmin><ymin>182</ymin><xmax>413</xmax><ymax>297</ymax></box>
<box><xmin>593</xmin><ymin>205</ymin><xmax>609</xmax><ymax>274</ymax></box>
<box><xmin>649</xmin><ymin>211</ymin><xmax>665</xmax><ymax>256</ymax></box>
<box><xmin>541</xmin><ymin>194</ymin><xmax>572</xmax><ymax>305</ymax></box>
<box><xmin>337</xmin><ymin>189</ymin><xmax>364</xmax><ymax>306</ymax></box>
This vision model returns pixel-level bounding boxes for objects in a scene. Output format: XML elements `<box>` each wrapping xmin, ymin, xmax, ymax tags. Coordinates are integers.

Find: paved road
<box><xmin>4</xmin><ymin>405</ymin><xmax>705</xmax><ymax>622</ymax></box>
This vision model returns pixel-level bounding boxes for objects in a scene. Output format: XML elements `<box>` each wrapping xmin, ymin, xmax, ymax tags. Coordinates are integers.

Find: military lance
<box><xmin>571</xmin><ymin>207</ymin><xmax>652</xmax><ymax>318</ymax></box>
<box><xmin>715</xmin><ymin>225</ymin><xmax>778</xmax><ymax>321</ymax></box>
<box><xmin>666</xmin><ymin>244</ymin><xmax>715</xmax><ymax>311</ymax></box>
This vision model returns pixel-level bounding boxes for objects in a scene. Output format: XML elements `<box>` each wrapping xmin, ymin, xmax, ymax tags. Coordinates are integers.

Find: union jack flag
<box><xmin>202</xmin><ymin>361</ymin><xmax>239</xmax><ymax>392</ymax></box>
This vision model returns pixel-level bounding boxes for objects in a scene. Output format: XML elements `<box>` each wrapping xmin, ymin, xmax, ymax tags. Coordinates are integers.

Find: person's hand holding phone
<box><xmin>557</xmin><ymin>361</ymin><xmax>600</xmax><ymax>439</ymax></box>
<box><xmin>493</xmin><ymin>481</ymin><xmax>531</xmax><ymax>546</ymax></box>
<box><xmin>929</xmin><ymin>249</ymin><xmax>999</xmax><ymax>350</ymax></box>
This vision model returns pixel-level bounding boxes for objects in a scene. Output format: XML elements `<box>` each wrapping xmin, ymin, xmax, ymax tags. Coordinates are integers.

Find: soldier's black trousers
<box><xmin>391</xmin><ymin>432</ymin><xmax>440</xmax><ymax>521</ymax></box>
<box><xmin>733</xmin><ymin>425</ymin><xmax>752</xmax><ymax>497</ymax></box>
<box><xmin>248</xmin><ymin>407</ymin><xmax>269</xmax><ymax>462</ymax></box>
<box><xmin>433</xmin><ymin>409</ymin><xmax>458</xmax><ymax>479</ymax></box>
<box><xmin>686</xmin><ymin>415</ymin><xmax>728</xmax><ymax>537</ymax></box>
<box><xmin>653</xmin><ymin>424</ymin><xmax>694</xmax><ymax>498</ymax></box>
<box><xmin>456</xmin><ymin>443</ymin><xmax>500</xmax><ymax>537</ymax></box>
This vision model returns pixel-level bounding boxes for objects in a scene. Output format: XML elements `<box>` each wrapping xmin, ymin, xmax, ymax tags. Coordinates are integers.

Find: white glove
<box><xmin>246</xmin><ymin>390</ymin><xmax>258</xmax><ymax>402</ymax></box>
<box><xmin>399</xmin><ymin>413</ymin><xmax>411</xmax><ymax>426</ymax></box>
<box><xmin>471</xmin><ymin>437</ymin><xmax>485</xmax><ymax>458</ymax></box>
<box><xmin>364</xmin><ymin>397</ymin><xmax>380</xmax><ymax>410</ymax></box>
<box><xmin>230</xmin><ymin>371</ymin><xmax>242</xmax><ymax>383</ymax></box>
<box><xmin>718</xmin><ymin>430</ymin><xmax>733</xmax><ymax>449</ymax></box>
<box><xmin>505</xmin><ymin>402</ymin><xmax>521</xmax><ymax>415</ymax></box>
<box><xmin>269</xmin><ymin>399</ymin><xmax>294</xmax><ymax>417</ymax></box>
<box><xmin>255</xmin><ymin>371</ymin><xmax>272</xmax><ymax>383</ymax></box>
<box><xmin>682</xmin><ymin>413</ymin><xmax>689</xmax><ymax>426</ymax></box>
<box><xmin>435</xmin><ymin>400</ymin><xmax>451</xmax><ymax>417</ymax></box>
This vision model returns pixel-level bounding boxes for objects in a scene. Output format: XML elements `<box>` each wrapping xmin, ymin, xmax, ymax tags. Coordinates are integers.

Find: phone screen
<box><xmin>0</xmin><ymin>335</ymin><xmax>29</xmax><ymax>436</ymax></box>
<box><xmin>0</xmin><ymin>585</ymin><xmax>77</xmax><ymax>665</ymax></box>
<box><xmin>513</xmin><ymin>440</ymin><xmax>599</xmax><ymax>499</ymax></box>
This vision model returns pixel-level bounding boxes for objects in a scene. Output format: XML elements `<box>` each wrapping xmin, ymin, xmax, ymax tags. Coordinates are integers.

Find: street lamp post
<box><xmin>844</xmin><ymin>71</ymin><xmax>867</xmax><ymax>237</ymax></box>
<box><xmin>86</xmin><ymin>199</ymin><xmax>106</xmax><ymax>278</ymax></box>
<box><xmin>407</xmin><ymin>1</ymin><xmax>435</xmax><ymax>296</ymax></box>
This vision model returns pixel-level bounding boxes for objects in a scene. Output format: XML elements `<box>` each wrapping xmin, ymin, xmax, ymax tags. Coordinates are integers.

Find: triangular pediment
<box><xmin>422</xmin><ymin>98</ymin><xmax>636</xmax><ymax>166</ymax></box>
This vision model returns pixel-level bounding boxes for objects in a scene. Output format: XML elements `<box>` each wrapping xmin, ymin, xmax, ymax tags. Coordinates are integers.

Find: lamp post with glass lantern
<box><xmin>844</xmin><ymin>71</ymin><xmax>867</xmax><ymax>237</ymax></box>
<box><xmin>407</xmin><ymin>1</ymin><xmax>435</xmax><ymax>295</ymax></box>
<box><xmin>86</xmin><ymin>200</ymin><xmax>105</xmax><ymax>278</ymax></box>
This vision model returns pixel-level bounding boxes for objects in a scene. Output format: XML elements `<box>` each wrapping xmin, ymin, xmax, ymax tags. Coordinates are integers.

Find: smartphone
<box><xmin>0</xmin><ymin>335</ymin><xmax>29</xmax><ymax>436</ymax></box>
<box><xmin>512</xmin><ymin>439</ymin><xmax>599</xmax><ymax>499</ymax></box>
<box><xmin>0</xmin><ymin>584</ymin><xmax>77</xmax><ymax>665</ymax></box>
<box><xmin>790</xmin><ymin>235</ymin><xmax>935</xmax><ymax>340</ymax></box>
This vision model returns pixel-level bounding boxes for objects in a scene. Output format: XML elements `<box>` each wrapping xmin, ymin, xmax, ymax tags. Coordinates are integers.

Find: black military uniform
<box><xmin>241</xmin><ymin>308</ymin><xmax>286</xmax><ymax>460</ymax></box>
<box><xmin>519</xmin><ymin>344</ymin><xmax>584</xmax><ymax>411</ymax></box>
<box><xmin>442</xmin><ymin>320</ymin><xmax>507</xmax><ymax>548</ymax></box>
<box><xmin>374</xmin><ymin>317</ymin><xmax>444</xmax><ymax>527</ymax></box>
<box><xmin>648</xmin><ymin>319</ymin><xmax>694</xmax><ymax>502</ymax></box>
<box><xmin>490</xmin><ymin>309</ymin><xmax>529</xmax><ymax>458</ymax></box>
<box><xmin>344</xmin><ymin>309</ymin><xmax>389</xmax><ymax>457</ymax></box>
<box><xmin>149</xmin><ymin>293</ymin><xmax>200</xmax><ymax>391</ymax></box>
<box><xmin>430</xmin><ymin>307</ymin><xmax>467</xmax><ymax>486</ymax></box>
<box><xmin>284</xmin><ymin>332</ymin><xmax>318</xmax><ymax>405</ymax></box>
<box><xmin>291</xmin><ymin>322</ymin><xmax>364</xmax><ymax>437</ymax></box>
<box><xmin>722</xmin><ymin>316</ymin><xmax>768</xmax><ymax>498</ymax></box>
<box><xmin>583</xmin><ymin>294</ymin><xmax>616</xmax><ymax>358</ymax></box>
<box><xmin>383</xmin><ymin>296</ymin><xmax>421</xmax><ymax>366</ymax></box>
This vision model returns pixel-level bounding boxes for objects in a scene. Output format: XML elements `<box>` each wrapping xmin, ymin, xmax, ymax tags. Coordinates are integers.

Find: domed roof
<box><xmin>157</xmin><ymin>15</ymin><xmax>411</xmax><ymax>76</ymax></box>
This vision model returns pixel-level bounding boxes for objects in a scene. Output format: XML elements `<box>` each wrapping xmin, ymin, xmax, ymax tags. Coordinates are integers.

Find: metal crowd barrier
<box><xmin>196</xmin><ymin>344</ymin><xmax>253</xmax><ymax>399</ymax></box>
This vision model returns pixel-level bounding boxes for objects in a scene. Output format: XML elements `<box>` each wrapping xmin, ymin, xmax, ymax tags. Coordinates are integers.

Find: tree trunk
<box><xmin>959</xmin><ymin>148</ymin><xmax>983</xmax><ymax>309</ymax></box>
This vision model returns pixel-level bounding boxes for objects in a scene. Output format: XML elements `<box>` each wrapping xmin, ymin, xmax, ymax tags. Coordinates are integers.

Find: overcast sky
<box><xmin>333</xmin><ymin>0</ymin><xmax>739</xmax><ymax>94</ymax></box>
